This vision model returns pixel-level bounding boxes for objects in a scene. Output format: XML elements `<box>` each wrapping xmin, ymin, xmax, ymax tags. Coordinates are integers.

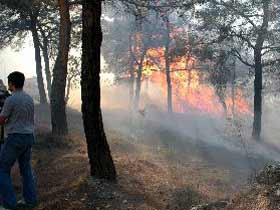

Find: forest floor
<box><xmin>10</xmin><ymin>105</ymin><xmax>272</xmax><ymax>210</ymax></box>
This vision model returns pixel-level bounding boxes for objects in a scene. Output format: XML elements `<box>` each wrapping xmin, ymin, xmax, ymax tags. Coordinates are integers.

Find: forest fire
<box><xmin>140</xmin><ymin>47</ymin><xmax>251</xmax><ymax>117</ymax></box>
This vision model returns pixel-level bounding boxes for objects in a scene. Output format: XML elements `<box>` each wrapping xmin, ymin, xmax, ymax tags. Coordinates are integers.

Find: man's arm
<box><xmin>0</xmin><ymin>97</ymin><xmax>13</xmax><ymax>126</ymax></box>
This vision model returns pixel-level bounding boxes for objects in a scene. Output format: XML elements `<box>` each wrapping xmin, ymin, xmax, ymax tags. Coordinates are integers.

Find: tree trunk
<box><xmin>188</xmin><ymin>69</ymin><xmax>192</xmax><ymax>88</ymax></box>
<box><xmin>164</xmin><ymin>16</ymin><xmax>173</xmax><ymax>113</ymax></box>
<box><xmin>128</xmin><ymin>33</ymin><xmax>135</xmax><ymax>107</ymax></box>
<box><xmin>81</xmin><ymin>0</ymin><xmax>116</xmax><ymax>180</ymax></box>
<box><xmin>65</xmin><ymin>77</ymin><xmax>72</xmax><ymax>105</ymax></box>
<box><xmin>231</xmin><ymin>58</ymin><xmax>236</xmax><ymax>119</ymax></box>
<box><xmin>252</xmin><ymin>0</ymin><xmax>270</xmax><ymax>140</ymax></box>
<box><xmin>30</xmin><ymin>15</ymin><xmax>48</xmax><ymax>104</ymax></box>
<box><xmin>134</xmin><ymin>50</ymin><xmax>146</xmax><ymax>110</ymax></box>
<box><xmin>133</xmin><ymin>13</ymin><xmax>147</xmax><ymax>111</ymax></box>
<box><xmin>50</xmin><ymin>0</ymin><xmax>71</xmax><ymax>136</ymax></box>
<box><xmin>41</xmin><ymin>34</ymin><xmax>52</xmax><ymax>101</ymax></box>
<box><xmin>252</xmin><ymin>50</ymin><xmax>262</xmax><ymax>140</ymax></box>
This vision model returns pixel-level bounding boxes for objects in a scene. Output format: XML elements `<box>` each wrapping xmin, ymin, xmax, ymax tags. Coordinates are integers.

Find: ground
<box><xmin>12</xmin><ymin>131</ymin><xmax>225</xmax><ymax>210</ymax></box>
<box><xmin>9</xmin><ymin>105</ymin><xmax>273</xmax><ymax>210</ymax></box>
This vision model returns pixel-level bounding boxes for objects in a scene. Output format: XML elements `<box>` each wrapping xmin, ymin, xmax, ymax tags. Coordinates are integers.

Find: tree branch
<box><xmin>211</xmin><ymin>0</ymin><xmax>258</xmax><ymax>29</ymax></box>
<box><xmin>231</xmin><ymin>48</ymin><xmax>254</xmax><ymax>67</ymax></box>
<box><xmin>230</xmin><ymin>30</ymin><xmax>255</xmax><ymax>49</ymax></box>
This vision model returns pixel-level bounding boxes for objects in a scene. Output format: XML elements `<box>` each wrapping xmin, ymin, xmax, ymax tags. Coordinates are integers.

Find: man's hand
<box><xmin>0</xmin><ymin>115</ymin><xmax>6</xmax><ymax>125</ymax></box>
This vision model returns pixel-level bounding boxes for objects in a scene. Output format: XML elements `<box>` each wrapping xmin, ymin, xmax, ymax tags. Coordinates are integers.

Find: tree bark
<box><xmin>231</xmin><ymin>58</ymin><xmax>236</xmax><ymax>119</ymax></box>
<box><xmin>30</xmin><ymin>15</ymin><xmax>48</xmax><ymax>104</ymax></box>
<box><xmin>134</xmin><ymin>49</ymin><xmax>146</xmax><ymax>110</ymax></box>
<box><xmin>252</xmin><ymin>0</ymin><xmax>270</xmax><ymax>140</ymax></box>
<box><xmin>41</xmin><ymin>33</ymin><xmax>52</xmax><ymax>101</ymax></box>
<box><xmin>50</xmin><ymin>0</ymin><xmax>71</xmax><ymax>136</ymax></box>
<box><xmin>252</xmin><ymin>50</ymin><xmax>263</xmax><ymax>140</ymax></box>
<box><xmin>65</xmin><ymin>76</ymin><xmax>72</xmax><ymax>105</ymax></box>
<box><xmin>128</xmin><ymin>33</ymin><xmax>135</xmax><ymax>107</ymax></box>
<box><xmin>164</xmin><ymin>15</ymin><xmax>173</xmax><ymax>113</ymax></box>
<box><xmin>81</xmin><ymin>0</ymin><xmax>116</xmax><ymax>180</ymax></box>
<box><xmin>133</xmin><ymin>13</ymin><xmax>148</xmax><ymax>111</ymax></box>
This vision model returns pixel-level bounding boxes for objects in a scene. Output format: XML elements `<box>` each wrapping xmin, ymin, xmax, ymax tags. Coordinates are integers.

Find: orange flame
<box><xmin>139</xmin><ymin>47</ymin><xmax>251</xmax><ymax>117</ymax></box>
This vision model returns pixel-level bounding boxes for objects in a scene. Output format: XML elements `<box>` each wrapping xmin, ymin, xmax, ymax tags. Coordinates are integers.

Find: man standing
<box><xmin>0</xmin><ymin>80</ymin><xmax>10</xmax><ymax>145</ymax></box>
<box><xmin>0</xmin><ymin>72</ymin><xmax>37</xmax><ymax>210</ymax></box>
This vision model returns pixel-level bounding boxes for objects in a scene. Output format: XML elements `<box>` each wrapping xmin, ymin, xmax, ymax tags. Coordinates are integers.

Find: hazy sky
<box><xmin>0</xmin><ymin>39</ymin><xmax>36</xmax><ymax>83</ymax></box>
<box><xmin>0</xmin><ymin>36</ymin><xmax>107</xmax><ymax>85</ymax></box>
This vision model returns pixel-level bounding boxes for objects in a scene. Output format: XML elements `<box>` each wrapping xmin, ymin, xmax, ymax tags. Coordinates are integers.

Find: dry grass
<box><xmin>10</xmin><ymin>127</ymin><xmax>239</xmax><ymax>210</ymax></box>
<box><xmin>9</xmin><ymin>105</ymin><xmax>259</xmax><ymax>210</ymax></box>
<box><xmin>225</xmin><ymin>184</ymin><xmax>280</xmax><ymax>210</ymax></box>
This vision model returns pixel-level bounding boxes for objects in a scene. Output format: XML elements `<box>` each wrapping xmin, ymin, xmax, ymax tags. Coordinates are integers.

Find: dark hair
<box><xmin>8</xmin><ymin>71</ymin><xmax>25</xmax><ymax>89</ymax></box>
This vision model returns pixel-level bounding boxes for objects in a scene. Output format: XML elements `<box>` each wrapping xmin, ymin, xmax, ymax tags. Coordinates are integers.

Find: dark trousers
<box><xmin>0</xmin><ymin>134</ymin><xmax>37</xmax><ymax>209</ymax></box>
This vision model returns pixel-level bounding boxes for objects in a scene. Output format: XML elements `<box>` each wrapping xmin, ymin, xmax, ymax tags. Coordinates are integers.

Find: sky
<box><xmin>0</xmin><ymin>36</ymin><xmax>107</xmax><ymax>86</ymax></box>
<box><xmin>0</xmin><ymin>39</ymin><xmax>36</xmax><ymax>84</ymax></box>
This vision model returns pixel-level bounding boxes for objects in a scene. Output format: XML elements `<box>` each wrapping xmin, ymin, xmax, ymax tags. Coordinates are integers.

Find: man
<box><xmin>0</xmin><ymin>72</ymin><xmax>37</xmax><ymax>210</ymax></box>
<box><xmin>0</xmin><ymin>80</ymin><xmax>10</xmax><ymax>145</ymax></box>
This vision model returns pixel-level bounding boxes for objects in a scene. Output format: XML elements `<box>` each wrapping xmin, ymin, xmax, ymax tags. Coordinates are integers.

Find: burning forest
<box><xmin>102</xmin><ymin>12</ymin><xmax>253</xmax><ymax>120</ymax></box>
<box><xmin>136</xmin><ymin>46</ymin><xmax>250</xmax><ymax>117</ymax></box>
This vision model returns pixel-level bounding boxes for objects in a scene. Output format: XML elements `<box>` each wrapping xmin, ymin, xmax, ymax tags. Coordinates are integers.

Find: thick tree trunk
<box><xmin>252</xmin><ymin>0</ymin><xmax>269</xmax><ymax>140</ymax></box>
<box><xmin>164</xmin><ymin>16</ymin><xmax>173</xmax><ymax>113</ymax></box>
<box><xmin>252</xmin><ymin>50</ymin><xmax>262</xmax><ymax>140</ymax></box>
<box><xmin>30</xmin><ymin>15</ymin><xmax>48</xmax><ymax>104</ymax></box>
<box><xmin>50</xmin><ymin>0</ymin><xmax>71</xmax><ymax>136</ymax></box>
<box><xmin>81</xmin><ymin>0</ymin><xmax>116</xmax><ymax>180</ymax></box>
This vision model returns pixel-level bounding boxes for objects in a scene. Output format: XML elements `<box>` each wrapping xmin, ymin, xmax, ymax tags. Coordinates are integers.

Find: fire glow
<box><xmin>139</xmin><ymin>47</ymin><xmax>251</xmax><ymax>117</ymax></box>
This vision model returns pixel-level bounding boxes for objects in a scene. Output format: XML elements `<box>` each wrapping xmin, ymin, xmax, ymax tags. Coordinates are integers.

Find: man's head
<box><xmin>7</xmin><ymin>71</ymin><xmax>25</xmax><ymax>92</ymax></box>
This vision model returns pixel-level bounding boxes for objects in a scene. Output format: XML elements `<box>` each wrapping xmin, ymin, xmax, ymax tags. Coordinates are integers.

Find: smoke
<box><xmin>62</xmin><ymin>74</ymin><xmax>280</xmax><ymax>193</ymax></box>
<box><xmin>0</xmin><ymin>36</ymin><xmax>36</xmax><ymax>80</ymax></box>
<box><xmin>67</xmin><ymin>79</ymin><xmax>280</xmax><ymax>160</ymax></box>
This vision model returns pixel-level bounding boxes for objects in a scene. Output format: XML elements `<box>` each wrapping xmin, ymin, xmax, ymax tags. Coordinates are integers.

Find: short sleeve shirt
<box><xmin>0</xmin><ymin>90</ymin><xmax>34</xmax><ymax>134</ymax></box>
